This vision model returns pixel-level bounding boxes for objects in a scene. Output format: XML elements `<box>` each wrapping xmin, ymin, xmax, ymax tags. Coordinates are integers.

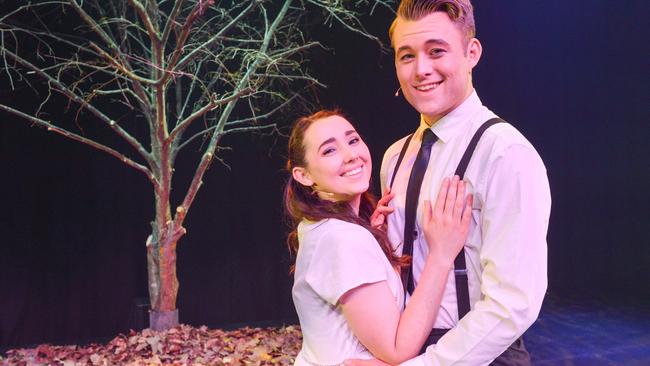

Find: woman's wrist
<box><xmin>425</xmin><ymin>252</ymin><xmax>454</xmax><ymax>271</ymax></box>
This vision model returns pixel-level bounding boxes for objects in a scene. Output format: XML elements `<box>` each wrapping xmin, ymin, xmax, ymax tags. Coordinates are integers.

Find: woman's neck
<box><xmin>316</xmin><ymin>191</ymin><xmax>361</xmax><ymax>216</ymax></box>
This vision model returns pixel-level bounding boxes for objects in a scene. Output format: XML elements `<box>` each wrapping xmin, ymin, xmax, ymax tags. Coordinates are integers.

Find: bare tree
<box><xmin>0</xmin><ymin>0</ymin><xmax>392</xmax><ymax>330</ymax></box>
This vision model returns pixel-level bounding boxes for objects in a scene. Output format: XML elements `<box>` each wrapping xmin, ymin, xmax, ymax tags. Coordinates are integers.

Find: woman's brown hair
<box><xmin>284</xmin><ymin>109</ymin><xmax>408</xmax><ymax>269</ymax></box>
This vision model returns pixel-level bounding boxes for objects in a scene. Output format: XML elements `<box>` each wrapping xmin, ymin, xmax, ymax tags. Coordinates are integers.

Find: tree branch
<box><xmin>126</xmin><ymin>0</ymin><xmax>161</xmax><ymax>45</ymax></box>
<box><xmin>3</xmin><ymin>48</ymin><xmax>153</xmax><ymax>167</ymax></box>
<box><xmin>306</xmin><ymin>0</ymin><xmax>382</xmax><ymax>45</ymax></box>
<box><xmin>159</xmin><ymin>1</ymin><xmax>207</xmax><ymax>87</ymax></box>
<box><xmin>67</xmin><ymin>0</ymin><xmax>153</xmax><ymax>121</ymax></box>
<box><xmin>168</xmin><ymin>87</ymin><xmax>254</xmax><ymax>145</ymax></box>
<box><xmin>222</xmin><ymin>123</ymin><xmax>278</xmax><ymax>137</ymax></box>
<box><xmin>224</xmin><ymin>93</ymin><xmax>299</xmax><ymax>127</ymax></box>
<box><xmin>0</xmin><ymin>1</ymin><xmax>68</xmax><ymax>24</ymax></box>
<box><xmin>269</xmin><ymin>41</ymin><xmax>322</xmax><ymax>60</ymax></box>
<box><xmin>68</xmin><ymin>0</ymin><xmax>122</xmax><ymax>54</ymax></box>
<box><xmin>173</xmin><ymin>0</ymin><xmax>294</xmax><ymax>228</ymax></box>
<box><xmin>89</xmin><ymin>42</ymin><xmax>158</xmax><ymax>85</ymax></box>
<box><xmin>0</xmin><ymin>104</ymin><xmax>157</xmax><ymax>187</ymax></box>
<box><xmin>173</xmin><ymin>0</ymin><xmax>261</xmax><ymax>74</ymax></box>
<box><xmin>160</xmin><ymin>0</ymin><xmax>186</xmax><ymax>47</ymax></box>
<box><xmin>93</xmin><ymin>88</ymin><xmax>147</xmax><ymax>107</ymax></box>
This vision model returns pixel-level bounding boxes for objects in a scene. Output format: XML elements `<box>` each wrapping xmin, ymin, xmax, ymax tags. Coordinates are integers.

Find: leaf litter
<box><xmin>1</xmin><ymin>324</ymin><xmax>302</xmax><ymax>365</ymax></box>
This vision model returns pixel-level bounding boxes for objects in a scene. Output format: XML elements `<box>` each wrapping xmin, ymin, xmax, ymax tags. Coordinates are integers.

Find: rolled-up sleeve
<box><xmin>407</xmin><ymin>144</ymin><xmax>551</xmax><ymax>366</ymax></box>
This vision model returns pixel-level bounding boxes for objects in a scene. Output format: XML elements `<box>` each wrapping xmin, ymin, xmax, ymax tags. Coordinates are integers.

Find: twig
<box><xmin>168</xmin><ymin>87</ymin><xmax>254</xmax><ymax>144</ymax></box>
<box><xmin>173</xmin><ymin>0</ymin><xmax>294</xmax><ymax>228</ymax></box>
<box><xmin>173</xmin><ymin>0</ymin><xmax>261</xmax><ymax>74</ymax></box>
<box><xmin>0</xmin><ymin>104</ymin><xmax>157</xmax><ymax>187</ymax></box>
<box><xmin>2</xmin><ymin>48</ymin><xmax>153</xmax><ymax>167</ymax></box>
<box><xmin>126</xmin><ymin>0</ymin><xmax>161</xmax><ymax>44</ymax></box>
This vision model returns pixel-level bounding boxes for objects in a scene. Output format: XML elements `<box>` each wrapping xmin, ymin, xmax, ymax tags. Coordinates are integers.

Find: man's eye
<box><xmin>430</xmin><ymin>48</ymin><xmax>446</xmax><ymax>56</ymax></box>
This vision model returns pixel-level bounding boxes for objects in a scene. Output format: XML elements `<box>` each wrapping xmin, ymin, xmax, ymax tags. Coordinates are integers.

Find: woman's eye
<box><xmin>322</xmin><ymin>147</ymin><xmax>335</xmax><ymax>155</ymax></box>
<box><xmin>400</xmin><ymin>53</ymin><xmax>414</xmax><ymax>61</ymax></box>
<box><xmin>349</xmin><ymin>137</ymin><xmax>360</xmax><ymax>145</ymax></box>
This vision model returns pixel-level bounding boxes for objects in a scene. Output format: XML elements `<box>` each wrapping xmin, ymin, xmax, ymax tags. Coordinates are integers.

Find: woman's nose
<box><xmin>342</xmin><ymin>146</ymin><xmax>359</xmax><ymax>162</ymax></box>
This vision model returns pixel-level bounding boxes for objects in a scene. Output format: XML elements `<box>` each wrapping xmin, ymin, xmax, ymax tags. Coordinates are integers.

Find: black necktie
<box><xmin>401</xmin><ymin>128</ymin><xmax>437</xmax><ymax>296</ymax></box>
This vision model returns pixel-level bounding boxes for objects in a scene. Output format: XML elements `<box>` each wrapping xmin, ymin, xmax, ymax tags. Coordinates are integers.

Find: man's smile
<box><xmin>414</xmin><ymin>81</ymin><xmax>443</xmax><ymax>92</ymax></box>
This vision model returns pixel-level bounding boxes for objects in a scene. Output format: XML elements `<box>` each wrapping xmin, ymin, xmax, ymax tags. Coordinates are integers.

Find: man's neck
<box><xmin>422</xmin><ymin>88</ymin><xmax>476</xmax><ymax>127</ymax></box>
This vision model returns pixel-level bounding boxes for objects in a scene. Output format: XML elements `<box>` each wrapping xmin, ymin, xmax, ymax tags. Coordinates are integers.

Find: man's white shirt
<box><xmin>380</xmin><ymin>91</ymin><xmax>551</xmax><ymax>365</ymax></box>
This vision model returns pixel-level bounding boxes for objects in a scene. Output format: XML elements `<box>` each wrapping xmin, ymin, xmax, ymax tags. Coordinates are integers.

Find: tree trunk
<box><xmin>146</xmin><ymin>222</ymin><xmax>183</xmax><ymax>331</ymax></box>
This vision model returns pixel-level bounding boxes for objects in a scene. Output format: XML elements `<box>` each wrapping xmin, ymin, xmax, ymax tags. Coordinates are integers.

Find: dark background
<box><xmin>1</xmin><ymin>0</ymin><xmax>648</xmax><ymax>349</ymax></box>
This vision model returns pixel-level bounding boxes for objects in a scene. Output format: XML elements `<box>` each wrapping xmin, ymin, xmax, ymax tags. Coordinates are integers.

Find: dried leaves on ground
<box><xmin>1</xmin><ymin>324</ymin><xmax>302</xmax><ymax>365</ymax></box>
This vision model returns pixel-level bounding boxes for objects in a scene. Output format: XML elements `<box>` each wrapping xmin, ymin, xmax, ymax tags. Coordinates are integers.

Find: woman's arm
<box><xmin>341</xmin><ymin>177</ymin><xmax>472</xmax><ymax>364</ymax></box>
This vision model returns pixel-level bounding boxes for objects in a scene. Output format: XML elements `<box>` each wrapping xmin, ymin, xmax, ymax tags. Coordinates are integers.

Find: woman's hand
<box><xmin>342</xmin><ymin>179</ymin><xmax>471</xmax><ymax>364</ymax></box>
<box><xmin>422</xmin><ymin>175</ymin><xmax>473</xmax><ymax>267</ymax></box>
<box><xmin>370</xmin><ymin>187</ymin><xmax>395</xmax><ymax>231</ymax></box>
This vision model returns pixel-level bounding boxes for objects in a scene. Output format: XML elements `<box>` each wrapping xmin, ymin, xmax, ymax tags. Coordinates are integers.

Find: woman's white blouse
<box><xmin>292</xmin><ymin>218</ymin><xmax>404</xmax><ymax>365</ymax></box>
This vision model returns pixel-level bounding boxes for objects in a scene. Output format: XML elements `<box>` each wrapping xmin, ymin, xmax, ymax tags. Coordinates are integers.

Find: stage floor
<box><xmin>2</xmin><ymin>296</ymin><xmax>648</xmax><ymax>365</ymax></box>
<box><xmin>526</xmin><ymin>296</ymin><xmax>650</xmax><ymax>365</ymax></box>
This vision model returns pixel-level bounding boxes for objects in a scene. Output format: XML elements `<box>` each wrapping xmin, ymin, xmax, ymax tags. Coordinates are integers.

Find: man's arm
<box><xmin>402</xmin><ymin>144</ymin><xmax>551</xmax><ymax>366</ymax></box>
<box><xmin>342</xmin><ymin>178</ymin><xmax>473</xmax><ymax>365</ymax></box>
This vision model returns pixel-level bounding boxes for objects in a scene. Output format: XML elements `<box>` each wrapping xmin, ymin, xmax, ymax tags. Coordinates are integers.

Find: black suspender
<box><xmin>454</xmin><ymin>118</ymin><xmax>504</xmax><ymax>177</ymax></box>
<box><xmin>389</xmin><ymin>134</ymin><xmax>414</xmax><ymax>190</ymax></box>
<box><xmin>452</xmin><ymin>117</ymin><xmax>504</xmax><ymax>318</ymax></box>
<box><xmin>388</xmin><ymin>117</ymin><xmax>505</xmax><ymax>320</ymax></box>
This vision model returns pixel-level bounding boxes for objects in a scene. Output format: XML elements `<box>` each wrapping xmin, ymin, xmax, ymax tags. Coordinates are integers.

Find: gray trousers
<box><xmin>421</xmin><ymin>328</ymin><xmax>532</xmax><ymax>365</ymax></box>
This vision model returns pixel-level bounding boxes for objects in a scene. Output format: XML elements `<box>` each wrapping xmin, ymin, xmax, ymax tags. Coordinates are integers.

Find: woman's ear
<box><xmin>292</xmin><ymin>167</ymin><xmax>314</xmax><ymax>187</ymax></box>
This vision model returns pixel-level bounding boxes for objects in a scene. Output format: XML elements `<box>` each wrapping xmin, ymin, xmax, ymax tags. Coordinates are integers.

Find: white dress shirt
<box><xmin>380</xmin><ymin>91</ymin><xmax>551</xmax><ymax>365</ymax></box>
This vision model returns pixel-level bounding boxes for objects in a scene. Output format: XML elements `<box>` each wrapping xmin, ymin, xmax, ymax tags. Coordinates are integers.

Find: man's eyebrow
<box><xmin>317</xmin><ymin>130</ymin><xmax>357</xmax><ymax>151</ymax></box>
<box><xmin>425</xmin><ymin>38</ymin><xmax>450</xmax><ymax>47</ymax></box>
<box><xmin>396</xmin><ymin>45</ymin><xmax>413</xmax><ymax>54</ymax></box>
<box><xmin>396</xmin><ymin>38</ymin><xmax>451</xmax><ymax>53</ymax></box>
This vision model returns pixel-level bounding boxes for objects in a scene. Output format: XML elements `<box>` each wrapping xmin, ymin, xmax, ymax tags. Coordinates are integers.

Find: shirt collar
<box><xmin>417</xmin><ymin>90</ymin><xmax>483</xmax><ymax>144</ymax></box>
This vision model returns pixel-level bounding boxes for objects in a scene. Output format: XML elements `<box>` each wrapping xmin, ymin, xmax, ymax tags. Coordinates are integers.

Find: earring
<box><xmin>394</xmin><ymin>87</ymin><xmax>401</xmax><ymax>97</ymax></box>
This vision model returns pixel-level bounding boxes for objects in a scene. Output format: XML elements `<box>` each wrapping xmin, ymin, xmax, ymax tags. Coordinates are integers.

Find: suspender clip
<box><xmin>454</xmin><ymin>268</ymin><xmax>468</xmax><ymax>276</ymax></box>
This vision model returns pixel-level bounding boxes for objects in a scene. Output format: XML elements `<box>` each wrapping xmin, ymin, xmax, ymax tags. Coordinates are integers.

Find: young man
<box><xmin>348</xmin><ymin>1</ymin><xmax>551</xmax><ymax>365</ymax></box>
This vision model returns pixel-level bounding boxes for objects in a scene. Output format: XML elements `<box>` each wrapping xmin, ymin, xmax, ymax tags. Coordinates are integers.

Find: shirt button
<box><xmin>413</xmin><ymin>230</ymin><xmax>418</xmax><ymax>238</ymax></box>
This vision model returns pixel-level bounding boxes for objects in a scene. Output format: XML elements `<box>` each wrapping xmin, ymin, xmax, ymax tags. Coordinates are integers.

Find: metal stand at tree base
<box><xmin>149</xmin><ymin>310</ymin><xmax>179</xmax><ymax>332</ymax></box>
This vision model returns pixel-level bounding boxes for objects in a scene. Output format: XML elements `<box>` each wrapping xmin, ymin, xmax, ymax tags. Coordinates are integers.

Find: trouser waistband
<box><xmin>420</xmin><ymin>328</ymin><xmax>531</xmax><ymax>365</ymax></box>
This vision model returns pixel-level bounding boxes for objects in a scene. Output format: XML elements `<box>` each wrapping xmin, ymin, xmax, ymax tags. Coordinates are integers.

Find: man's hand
<box><xmin>370</xmin><ymin>187</ymin><xmax>395</xmax><ymax>231</ymax></box>
<box><xmin>344</xmin><ymin>358</ymin><xmax>392</xmax><ymax>366</ymax></box>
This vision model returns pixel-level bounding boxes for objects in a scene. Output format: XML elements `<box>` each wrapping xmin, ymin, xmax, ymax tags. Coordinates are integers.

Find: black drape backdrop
<box><xmin>1</xmin><ymin>1</ymin><xmax>648</xmax><ymax>348</ymax></box>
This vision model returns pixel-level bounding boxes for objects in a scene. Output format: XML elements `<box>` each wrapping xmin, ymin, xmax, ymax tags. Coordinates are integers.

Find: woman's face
<box><xmin>293</xmin><ymin>115</ymin><xmax>371</xmax><ymax>203</ymax></box>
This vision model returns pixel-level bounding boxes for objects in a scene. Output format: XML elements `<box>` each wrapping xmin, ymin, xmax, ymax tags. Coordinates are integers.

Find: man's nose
<box><xmin>415</xmin><ymin>56</ymin><xmax>433</xmax><ymax>79</ymax></box>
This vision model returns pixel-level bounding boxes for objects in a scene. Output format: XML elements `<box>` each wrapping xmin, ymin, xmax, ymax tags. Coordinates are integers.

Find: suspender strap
<box><xmin>387</xmin><ymin>117</ymin><xmax>505</xmax><ymax>319</ymax></box>
<box><xmin>388</xmin><ymin>133</ymin><xmax>414</xmax><ymax>190</ymax></box>
<box><xmin>452</xmin><ymin>117</ymin><xmax>505</xmax><ymax>319</ymax></box>
<box><xmin>455</xmin><ymin>118</ymin><xmax>505</xmax><ymax>177</ymax></box>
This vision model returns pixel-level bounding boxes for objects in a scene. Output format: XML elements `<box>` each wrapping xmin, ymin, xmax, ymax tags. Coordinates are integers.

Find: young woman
<box><xmin>284</xmin><ymin>110</ymin><xmax>472</xmax><ymax>365</ymax></box>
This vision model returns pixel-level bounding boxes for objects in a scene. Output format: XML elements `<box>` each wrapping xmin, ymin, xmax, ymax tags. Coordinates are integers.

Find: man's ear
<box><xmin>292</xmin><ymin>167</ymin><xmax>314</xmax><ymax>187</ymax></box>
<box><xmin>466</xmin><ymin>38</ymin><xmax>482</xmax><ymax>69</ymax></box>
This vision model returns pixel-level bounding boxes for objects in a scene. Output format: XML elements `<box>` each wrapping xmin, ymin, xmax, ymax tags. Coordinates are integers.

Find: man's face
<box><xmin>392</xmin><ymin>12</ymin><xmax>481</xmax><ymax>124</ymax></box>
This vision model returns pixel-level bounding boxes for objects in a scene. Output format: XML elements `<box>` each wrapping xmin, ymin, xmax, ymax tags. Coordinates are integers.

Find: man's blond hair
<box><xmin>389</xmin><ymin>0</ymin><xmax>476</xmax><ymax>47</ymax></box>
